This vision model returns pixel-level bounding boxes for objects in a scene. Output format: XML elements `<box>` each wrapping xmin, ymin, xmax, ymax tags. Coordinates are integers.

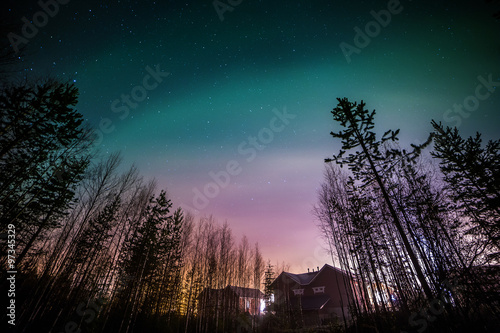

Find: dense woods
<box><xmin>1</xmin><ymin>80</ymin><xmax>498</xmax><ymax>333</ymax></box>
<box><xmin>0</xmin><ymin>79</ymin><xmax>270</xmax><ymax>333</ymax></box>
<box><xmin>314</xmin><ymin>98</ymin><xmax>500</xmax><ymax>332</ymax></box>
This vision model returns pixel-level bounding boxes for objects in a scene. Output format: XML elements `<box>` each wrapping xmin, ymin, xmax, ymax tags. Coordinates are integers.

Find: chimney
<box><xmin>307</xmin><ymin>268</ymin><xmax>310</xmax><ymax>273</ymax></box>
<box><xmin>317</xmin><ymin>266</ymin><xmax>320</xmax><ymax>271</ymax></box>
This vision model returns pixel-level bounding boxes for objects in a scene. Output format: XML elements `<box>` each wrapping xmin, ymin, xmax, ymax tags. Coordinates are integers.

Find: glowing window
<box><xmin>293</xmin><ymin>289</ymin><xmax>304</xmax><ymax>296</ymax></box>
<box><xmin>313</xmin><ymin>286</ymin><xmax>325</xmax><ymax>294</ymax></box>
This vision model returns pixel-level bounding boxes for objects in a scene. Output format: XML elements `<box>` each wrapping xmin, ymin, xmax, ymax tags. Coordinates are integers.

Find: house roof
<box><xmin>273</xmin><ymin>264</ymin><xmax>350</xmax><ymax>287</ymax></box>
<box><xmin>283</xmin><ymin>271</ymin><xmax>318</xmax><ymax>285</ymax></box>
<box><xmin>198</xmin><ymin>285</ymin><xmax>264</xmax><ymax>299</ymax></box>
<box><xmin>227</xmin><ymin>286</ymin><xmax>264</xmax><ymax>298</ymax></box>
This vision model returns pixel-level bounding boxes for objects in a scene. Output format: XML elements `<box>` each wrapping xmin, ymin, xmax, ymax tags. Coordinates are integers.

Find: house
<box><xmin>198</xmin><ymin>285</ymin><xmax>265</xmax><ymax>318</ymax></box>
<box><xmin>270</xmin><ymin>264</ymin><xmax>360</xmax><ymax>326</ymax></box>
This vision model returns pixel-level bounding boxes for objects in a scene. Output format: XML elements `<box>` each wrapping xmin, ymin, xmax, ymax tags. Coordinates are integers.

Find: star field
<box><xmin>3</xmin><ymin>0</ymin><xmax>499</xmax><ymax>272</ymax></box>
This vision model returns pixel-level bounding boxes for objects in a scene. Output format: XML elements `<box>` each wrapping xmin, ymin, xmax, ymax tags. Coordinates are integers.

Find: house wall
<box><xmin>199</xmin><ymin>288</ymin><xmax>261</xmax><ymax>317</ymax></box>
<box><xmin>238</xmin><ymin>296</ymin><xmax>260</xmax><ymax>315</ymax></box>
<box><xmin>309</xmin><ymin>267</ymin><xmax>354</xmax><ymax>308</ymax></box>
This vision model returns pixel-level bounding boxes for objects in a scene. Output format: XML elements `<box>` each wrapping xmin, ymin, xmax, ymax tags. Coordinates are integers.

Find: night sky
<box><xmin>4</xmin><ymin>0</ymin><xmax>500</xmax><ymax>272</ymax></box>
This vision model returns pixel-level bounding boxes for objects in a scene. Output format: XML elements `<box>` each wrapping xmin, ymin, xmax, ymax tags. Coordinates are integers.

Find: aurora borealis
<box><xmin>4</xmin><ymin>0</ymin><xmax>499</xmax><ymax>272</ymax></box>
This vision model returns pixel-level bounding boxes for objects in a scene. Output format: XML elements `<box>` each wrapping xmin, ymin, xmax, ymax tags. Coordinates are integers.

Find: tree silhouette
<box><xmin>431</xmin><ymin>120</ymin><xmax>500</xmax><ymax>260</ymax></box>
<box><xmin>0</xmin><ymin>79</ymin><xmax>92</xmax><ymax>268</ymax></box>
<box><xmin>325</xmin><ymin>97</ymin><xmax>434</xmax><ymax>300</ymax></box>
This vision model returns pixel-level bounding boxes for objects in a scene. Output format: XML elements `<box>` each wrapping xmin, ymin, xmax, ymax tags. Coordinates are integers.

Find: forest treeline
<box><xmin>0</xmin><ymin>79</ymin><xmax>277</xmax><ymax>333</ymax></box>
<box><xmin>1</xmin><ymin>77</ymin><xmax>499</xmax><ymax>333</ymax></box>
<box><xmin>314</xmin><ymin>98</ymin><xmax>500</xmax><ymax>332</ymax></box>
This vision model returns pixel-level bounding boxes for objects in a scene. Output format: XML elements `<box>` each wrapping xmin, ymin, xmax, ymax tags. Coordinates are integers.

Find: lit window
<box><xmin>313</xmin><ymin>286</ymin><xmax>325</xmax><ymax>294</ymax></box>
<box><xmin>293</xmin><ymin>289</ymin><xmax>304</xmax><ymax>295</ymax></box>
